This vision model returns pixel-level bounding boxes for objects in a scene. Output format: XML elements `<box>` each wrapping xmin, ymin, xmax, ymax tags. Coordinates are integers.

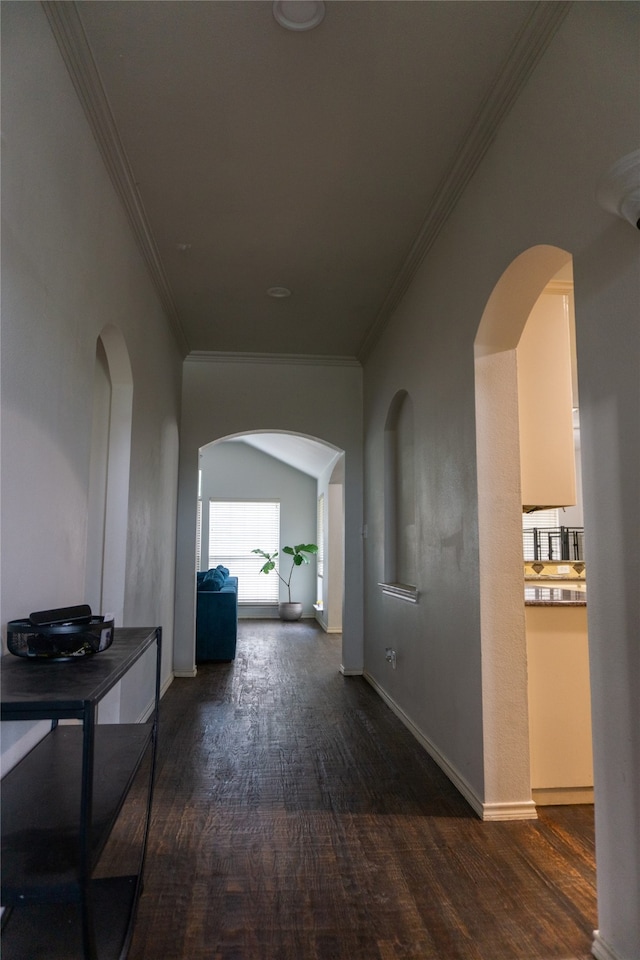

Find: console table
<box><xmin>1</xmin><ymin>627</ymin><xmax>161</xmax><ymax>959</ymax></box>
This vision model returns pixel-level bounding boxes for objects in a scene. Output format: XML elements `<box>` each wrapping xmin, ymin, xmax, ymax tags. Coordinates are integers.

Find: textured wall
<box><xmin>176</xmin><ymin>357</ymin><xmax>363</xmax><ymax>675</ymax></box>
<box><xmin>362</xmin><ymin>2</ymin><xmax>639</xmax><ymax>953</ymax></box>
<box><xmin>1</xmin><ymin>2</ymin><xmax>182</xmax><ymax>762</ymax></box>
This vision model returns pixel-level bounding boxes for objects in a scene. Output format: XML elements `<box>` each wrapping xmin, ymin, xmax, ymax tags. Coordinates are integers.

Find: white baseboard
<box><xmin>173</xmin><ymin>668</ymin><xmax>197</xmax><ymax>678</ymax></box>
<box><xmin>592</xmin><ymin>931</ymin><xmax>626</xmax><ymax>960</ymax></box>
<box><xmin>136</xmin><ymin>672</ymin><xmax>174</xmax><ymax>723</ymax></box>
<box><xmin>532</xmin><ymin>786</ymin><xmax>593</xmax><ymax>806</ymax></box>
<box><xmin>481</xmin><ymin>800</ymin><xmax>538</xmax><ymax>821</ymax></box>
<box><xmin>340</xmin><ymin>665</ymin><xmax>363</xmax><ymax>676</ymax></box>
<box><xmin>364</xmin><ymin>672</ymin><xmax>538</xmax><ymax>821</ymax></box>
<box><xmin>238</xmin><ymin>613</ymin><xmax>316</xmax><ymax>620</ymax></box>
<box><xmin>315</xmin><ymin>614</ymin><xmax>342</xmax><ymax>635</ymax></box>
<box><xmin>0</xmin><ymin>720</ymin><xmax>51</xmax><ymax>778</ymax></box>
<box><xmin>364</xmin><ymin>672</ymin><xmax>485</xmax><ymax>818</ymax></box>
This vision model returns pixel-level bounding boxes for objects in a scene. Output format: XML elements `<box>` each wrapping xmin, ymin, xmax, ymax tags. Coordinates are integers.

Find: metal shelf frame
<box><xmin>1</xmin><ymin>627</ymin><xmax>162</xmax><ymax>960</ymax></box>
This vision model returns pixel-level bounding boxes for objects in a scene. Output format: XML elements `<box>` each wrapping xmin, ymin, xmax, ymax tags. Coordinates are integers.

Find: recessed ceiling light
<box><xmin>267</xmin><ymin>286</ymin><xmax>292</xmax><ymax>298</ymax></box>
<box><xmin>273</xmin><ymin>1</ymin><xmax>325</xmax><ymax>32</ymax></box>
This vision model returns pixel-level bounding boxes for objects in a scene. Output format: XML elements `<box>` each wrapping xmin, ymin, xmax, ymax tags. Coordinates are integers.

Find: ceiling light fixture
<box><xmin>267</xmin><ymin>286</ymin><xmax>292</xmax><ymax>298</ymax></box>
<box><xmin>273</xmin><ymin>1</ymin><xmax>325</xmax><ymax>32</ymax></box>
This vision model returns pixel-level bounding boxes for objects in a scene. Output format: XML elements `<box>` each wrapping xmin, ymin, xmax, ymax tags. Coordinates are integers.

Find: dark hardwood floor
<box><xmin>102</xmin><ymin>620</ymin><xmax>597</xmax><ymax>960</ymax></box>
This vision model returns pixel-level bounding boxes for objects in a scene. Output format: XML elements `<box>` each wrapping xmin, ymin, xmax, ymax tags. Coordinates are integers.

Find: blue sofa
<box><xmin>196</xmin><ymin>566</ymin><xmax>238</xmax><ymax>662</ymax></box>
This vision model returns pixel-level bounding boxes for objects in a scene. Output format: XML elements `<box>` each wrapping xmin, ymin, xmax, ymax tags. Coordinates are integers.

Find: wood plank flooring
<box><xmin>101</xmin><ymin>620</ymin><xmax>597</xmax><ymax>960</ymax></box>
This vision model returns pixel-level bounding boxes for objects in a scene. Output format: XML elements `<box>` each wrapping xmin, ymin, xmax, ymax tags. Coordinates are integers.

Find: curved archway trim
<box><xmin>86</xmin><ymin>324</ymin><xmax>133</xmax><ymax>627</ymax></box>
<box><xmin>474</xmin><ymin>244</ymin><xmax>572</xmax><ymax>820</ymax></box>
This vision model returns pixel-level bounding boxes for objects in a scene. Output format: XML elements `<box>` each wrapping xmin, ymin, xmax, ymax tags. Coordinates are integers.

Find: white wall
<box><xmin>199</xmin><ymin>440</ymin><xmax>317</xmax><ymax>616</ymax></box>
<box><xmin>316</xmin><ymin>456</ymin><xmax>345</xmax><ymax>633</ymax></box>
<box><xmin>4</xmin><ymin>3</ymin><xmax>637</xmax><ymax>955</ymax></box>
<box><xmin>1</xmin><ymin>3</ymin><xmax>183</xmax><ymax>764</ymax></box>
<box><xmin>175</xmin><ymin>355</ymin><xmax>362</xmax><ymax>677</ymax></box>
<box><xmin>362</xmin><ymin>3</ymin><xmax>639</xmax><ymax>955</ymax></box>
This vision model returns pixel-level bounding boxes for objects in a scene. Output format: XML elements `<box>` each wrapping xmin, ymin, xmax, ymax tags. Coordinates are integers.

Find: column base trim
<box><xmin>481</xmin><ymin>799</ymin><xmax>538</xmax><ymax>821</ymax></box>
<box><xmin>592</xmin><ymin>931</ymin><xmax>625</xmax><ymax>960</ymax></box>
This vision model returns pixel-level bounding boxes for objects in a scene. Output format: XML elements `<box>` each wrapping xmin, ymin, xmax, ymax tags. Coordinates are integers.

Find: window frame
<box><xmin>208</xmin><ymin>499</ymin><xmax>281</xmax><ymax>604</ymax></box>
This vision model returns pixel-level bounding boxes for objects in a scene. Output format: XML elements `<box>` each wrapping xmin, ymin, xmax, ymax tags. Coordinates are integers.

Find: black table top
<box><xmin>1</xmin><ymin>627</ymin><xmax>158</xmax><ymax>718</ymax></box>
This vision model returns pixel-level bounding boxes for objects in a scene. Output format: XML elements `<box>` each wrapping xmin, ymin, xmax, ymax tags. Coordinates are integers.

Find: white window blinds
<box><xmin>209</xmin><ymin>500</ymin><xmax>280</xmax><ymax>603</ymax></box>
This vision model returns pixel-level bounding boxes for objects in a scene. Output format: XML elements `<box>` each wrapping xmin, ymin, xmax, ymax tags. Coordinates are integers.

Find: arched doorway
<box><xmin>195</xmin><ymin>430</ymin><xmax>345</xmax><ymax>653</ymax></box>
<box><xmin>474</xmin><ymin>244</ymin><xmax>580</xmax><ymax>818</ymax></box>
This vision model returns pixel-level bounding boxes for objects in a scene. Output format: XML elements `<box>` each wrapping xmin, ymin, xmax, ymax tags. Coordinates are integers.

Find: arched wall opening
<box><xmin>474</xmin><ymin>244</ymin><xmax>575</xmax><ymax>819</ymax></box>
<box><xmin>85</xmin><ymin>324</ymin><xmax>133</xmax><ymax>628</ymax></box>
<box><xmin>194</xmin><ymin>429</ymin><xmax>345</xmax><ymax>654</ymax></box>
<box><xmin>175</xmin><ymin>356</ymin><xmax>363</xmax><ymax>680</ymax></box>
<box><xmin>85</xmin><ymin>324</ymin><xmax>133</xmax><ymax>724</ymax></box>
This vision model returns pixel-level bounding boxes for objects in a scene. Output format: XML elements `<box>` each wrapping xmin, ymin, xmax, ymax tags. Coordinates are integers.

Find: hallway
<box><xmin>114</xmin><ymin>621</ymin><xmax>596</xmax><ymax>959</ymax></box>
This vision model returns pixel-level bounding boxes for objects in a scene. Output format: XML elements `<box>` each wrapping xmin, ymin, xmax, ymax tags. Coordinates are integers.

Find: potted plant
<box><xmin>252</xmin><ymin>543</ymin><xmax>318</xmax><ymax>621</ymax></box>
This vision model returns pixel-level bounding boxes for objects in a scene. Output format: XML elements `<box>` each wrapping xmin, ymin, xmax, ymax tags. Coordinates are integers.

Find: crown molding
<box><xmin>357</xmin><ymin>1</ymin><xmax>573</xmax><ymax>362</ymax></box>
<box><xmin>186</xmin><ymin>351</ymin><xmax>361</xmax><ymax>368</ymax></box>
<box><xmin>42</xmin><ymin>1</ymin><xmax>571</xmax><ymax>366</ymax></box>
<box><xmin>42</xmin><ymin>1</ymin><xmax>190</xmax><ymax>357</ymax></box>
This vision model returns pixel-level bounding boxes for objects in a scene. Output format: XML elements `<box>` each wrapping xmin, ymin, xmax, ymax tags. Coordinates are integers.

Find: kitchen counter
<box><xmin>524</xmin><ymin>582</ymin><xmax>592</xmax><ymax>804</ymax></box>
<box><xmin>524</xmin><ymin>583</ymin><xmax>586</xmax><ymax>606</ymax></box>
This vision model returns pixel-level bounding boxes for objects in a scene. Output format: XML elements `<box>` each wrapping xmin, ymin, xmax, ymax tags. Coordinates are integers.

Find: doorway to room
<box><xmin>474</xmin><ymin>244</ymin><xmax>593</xmax><ymax>817</ymax></box>
<box><xmin>197</xmin><ymin>431</ymin><xmax>345</xmax><ymax>640</ymax></box>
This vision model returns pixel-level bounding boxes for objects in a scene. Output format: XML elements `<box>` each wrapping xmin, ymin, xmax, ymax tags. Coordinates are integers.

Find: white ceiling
<box><xmin>223</xmin><ymin>433</ymin><xmax>342</xmax><ymax>478</ymax></box>
<box><xmin>48</xmin><ymin>0</ymin><xmax>564</xmax><ymax>361</ymax></box>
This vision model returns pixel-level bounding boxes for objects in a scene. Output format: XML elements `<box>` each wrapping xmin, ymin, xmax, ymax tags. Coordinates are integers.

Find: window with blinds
<box><xmin>209</xmin><ymin>500</ymin><xmax>280</xmax><ymax>603</ymax></box>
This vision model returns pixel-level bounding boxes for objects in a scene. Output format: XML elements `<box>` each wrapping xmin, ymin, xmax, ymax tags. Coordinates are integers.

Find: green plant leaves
<box><xmin>282</xmin><ymin>543</ymin><xmax>318</xmax><ymax>566</ymax></box>
<box><xmin>252</xmin><ymin>544</ymin><xmax>318</xmax><ymax>595</ymax></box>
<box><xmin>252</xmin><ymin>547</ymin><xmax>278</xmax><ymax>574</ymax></box>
